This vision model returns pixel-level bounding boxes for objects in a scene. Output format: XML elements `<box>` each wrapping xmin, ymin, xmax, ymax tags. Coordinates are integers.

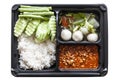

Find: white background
<box><xmin>0</xmin><ymin>0</ymin><xmax>119</xmax><ymax>80</ymax></box>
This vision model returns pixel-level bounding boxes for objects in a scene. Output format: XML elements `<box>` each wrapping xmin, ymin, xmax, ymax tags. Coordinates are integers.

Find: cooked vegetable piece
<box><xmin>48</xmin><ymin>16</ymin><xmax>56</xmax><ymax>41</ymax></box>
<box><xmin>73</xmin><ymin>13</ymin><xmax>85</xmax><ymax>20</ymax></box>
<box><xmin>61</xmin><ymin>16</ymin><xmax>69</xmax><ymax>27</ymax></box>
<box><xmin>35</xmin><ymin>22</ymin><xmax>50</xmax><ymax>42</ymax></box>
<box><xmin>19</xmin><ymin>14</ymin><xmax>49</xmax><ymax>20</ymax></box>
<box><xmin>73</xmin><ymin>18</ymin><xmax>85</xmax><ymax>26</ymax></box>
<box><xmin>14</xmin><ymin>18</ymin><xmax>28</xmax><ymax>37</ymax></box>
<box><xmin>23</xmin><ymin>12</ymin><xmax>54</xmax><ymax>16</ymax></box>
<box><xmin>82</xmin><ymin>18</ymin><xmax>95</xmax><ymax>33</ymax></box>
<box><xmin>25</xmin><ymin>19</ymin><xmax>40</xmax><ymax>36</ymax></box>
<box><xmin>60</xmin><ymin>16</ymin><xmax>74</xmax><ymax>28</ymax></box>
<box><xmin>73</xmin><ymin>26</ymin><xmax>80</xmax><ymax>32</ymax></box>
<box><xmin>88</xmin><ymin>18</ymin><xmax>99</xmax><ymax>28</ymax></box>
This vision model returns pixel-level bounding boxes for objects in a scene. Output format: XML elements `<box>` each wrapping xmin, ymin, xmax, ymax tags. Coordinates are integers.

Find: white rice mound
<box><xmin>18</xmin><ymin>34</ymin><xmax>56</xmax><ymax>70</ymax></box>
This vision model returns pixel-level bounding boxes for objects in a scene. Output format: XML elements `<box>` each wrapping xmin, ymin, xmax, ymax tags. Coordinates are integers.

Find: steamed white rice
<box><xmin>18</xmin><ymin>34</ymin><xmax>56</xmax><ymax>70</ymax></box>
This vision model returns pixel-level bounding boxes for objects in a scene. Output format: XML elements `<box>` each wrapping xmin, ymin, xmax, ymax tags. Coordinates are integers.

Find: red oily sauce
<box><xmin>59</xmin><ymin>45</ymin><xmax>99</xmax><ymax>69</ymax></box>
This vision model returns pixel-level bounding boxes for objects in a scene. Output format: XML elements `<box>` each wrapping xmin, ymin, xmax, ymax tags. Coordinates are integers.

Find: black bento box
<box><xmin>11</xmin><ymin>4</ymin><xmax>108</xmax><ymax>77</ymax></box>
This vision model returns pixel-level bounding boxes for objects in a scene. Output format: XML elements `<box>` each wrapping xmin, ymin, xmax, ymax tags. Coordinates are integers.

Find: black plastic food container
<box><xmin>11</xmin><ymin>4</ymin><xmax>108</xmax><ymax>77</ymax></box>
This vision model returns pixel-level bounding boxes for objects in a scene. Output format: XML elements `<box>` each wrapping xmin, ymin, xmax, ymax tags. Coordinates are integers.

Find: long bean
<box><xmin>19</xmin><ymin>14</ymin><xmax>49</xmax><ymax>20</ymax></box>
<box><xmin>19</xmin><ymin>7</ymin><xmax>51</xmax><ymax>12</ymax></box>
<box><xmin>20</xmin><ymin>5</ymin><xmax>52</xmax><ymax>10</ymax></box>
<box><xmin>23</xmin><ymin>12</ymin><xmax>54</xmax><ymax>16</ymax></box>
